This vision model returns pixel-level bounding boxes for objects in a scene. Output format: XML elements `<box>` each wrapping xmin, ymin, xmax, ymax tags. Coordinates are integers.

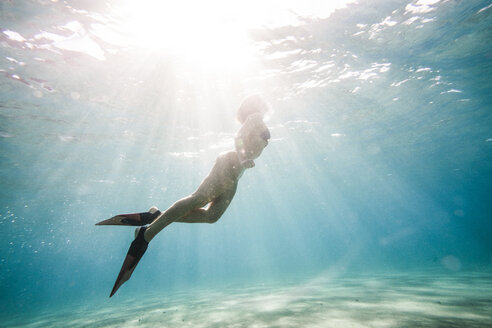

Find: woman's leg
<box><xmin>175</xmin><ymin>208</ymin><xmax>210</xmax><ymax>223</ymax></box>
<box><xmin>144</xmin><ymin>194</ymin><xmax>209</xmax><ymax>241</ymax></box>
<box><xmin>145</xmin><ymin>154</ymin><xmax>239</xmax><ymax>241</ymax></box>
<box><xmin>176</xmin><ymin>182</ymin><xmax>238</xmax><ymax>224</ymax></box>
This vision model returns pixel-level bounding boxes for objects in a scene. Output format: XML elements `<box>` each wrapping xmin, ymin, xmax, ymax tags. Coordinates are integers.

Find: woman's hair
<box><xmin>236</xmin><ymin>95</ymin><xmax>270</xmax><ymax>124</ymax></box>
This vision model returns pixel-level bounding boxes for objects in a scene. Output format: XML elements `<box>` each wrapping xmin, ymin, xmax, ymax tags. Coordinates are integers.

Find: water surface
<box><xmin>1</xmin><ymin>0</ymin><xmax>491</xmax><ymax>326</ymax></box>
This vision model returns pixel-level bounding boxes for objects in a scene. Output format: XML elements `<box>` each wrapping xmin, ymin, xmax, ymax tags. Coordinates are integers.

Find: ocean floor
<box><xmin>5</xmin><ymin>271</ymin><xmax>492</xmax><ymax>328</ymax></box>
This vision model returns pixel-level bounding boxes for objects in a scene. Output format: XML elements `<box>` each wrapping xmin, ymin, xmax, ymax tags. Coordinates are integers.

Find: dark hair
<box><xmin>236</xmin><ymin>95</ymin><xmax>269</xmax><ymax>124</ymax></box>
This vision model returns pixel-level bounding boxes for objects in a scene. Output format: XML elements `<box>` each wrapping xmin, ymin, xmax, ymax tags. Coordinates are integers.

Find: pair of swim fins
<box><xmin>96</xmin><ymin>207</ymin><xmax>162</xmax><ymax>297</ymax></box>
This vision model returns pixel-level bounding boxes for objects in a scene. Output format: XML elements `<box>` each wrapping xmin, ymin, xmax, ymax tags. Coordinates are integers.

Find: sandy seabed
<box><xmin>5</xmin><ymin>271</ymin><xmax>492</xmax><ymax>328</ymax></box>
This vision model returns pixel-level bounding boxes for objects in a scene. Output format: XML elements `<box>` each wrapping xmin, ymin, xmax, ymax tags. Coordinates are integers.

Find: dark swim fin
<box><xmin>110</xmin><ymin>227</ymin><xmax>149</xmax><ymax>297</ymax></box>
<box><xmin>96</xmin><ymin>207</ymin><xmax>161</xmax><ymax>226</ymax></box>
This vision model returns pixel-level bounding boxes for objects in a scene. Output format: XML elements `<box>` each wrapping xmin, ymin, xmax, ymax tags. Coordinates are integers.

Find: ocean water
<box><xmin>1</xmin><ymin>0</ymin><xmax>492</xmax><ymax>327</ymax></box>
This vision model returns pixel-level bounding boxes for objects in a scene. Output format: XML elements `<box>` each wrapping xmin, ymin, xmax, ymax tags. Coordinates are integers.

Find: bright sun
<box><xmin>117</xmin><ymin>0</ymin><xmax>260</xmax><ymax>71</ymax></box>
<box><xmin>115</xmin><ymin>0</ymin><xmax>356</xmax><ymax>71</ymax></box>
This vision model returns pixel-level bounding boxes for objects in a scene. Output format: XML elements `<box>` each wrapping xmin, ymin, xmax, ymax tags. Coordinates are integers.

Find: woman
<box><xmin>97</xmin><ymin>95</ymin><xmax>271</xmax><ymax>297</ymax></box>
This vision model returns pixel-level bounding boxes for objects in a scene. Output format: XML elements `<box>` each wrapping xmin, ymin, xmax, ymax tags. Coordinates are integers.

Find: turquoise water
<box><xmin>1</xmin><ymin>0</ymin><xmax>492</xmax><ymax>326</ymax></box>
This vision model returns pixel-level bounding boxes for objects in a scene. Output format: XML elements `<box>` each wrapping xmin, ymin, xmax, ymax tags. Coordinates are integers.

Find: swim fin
<box><xmin>96</xmin><ymin>207</ymin><xmax>161</xmax><ymax>226</ymax></box>
<box><xmin>110</xmin><ymin>226</ymin><xmax>149</xmax><ymax>297</ymax></box>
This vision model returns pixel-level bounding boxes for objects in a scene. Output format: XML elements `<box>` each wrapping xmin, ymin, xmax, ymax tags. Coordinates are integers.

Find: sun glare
<box><xmin>118</xmin><ymin>0</ymin><xmax>259</xmax><ymax>71</ymax></box>
<box><xmin>116</xmin><ymin>0</ymin><xmax>357</xmax><ymax>71</ymax></box>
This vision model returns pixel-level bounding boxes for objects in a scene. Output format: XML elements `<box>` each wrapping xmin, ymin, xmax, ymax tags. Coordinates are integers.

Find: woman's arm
<box><xmin>235</xmin><ymin>113</ymin><xmax>270</xmax><ymax>161</ymax></box>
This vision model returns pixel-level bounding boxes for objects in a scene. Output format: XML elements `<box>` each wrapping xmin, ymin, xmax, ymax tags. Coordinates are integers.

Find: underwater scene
<box><xmin>1</xmin><ymin>0</ymin><xmax>492</xmax><ymax>327</ymax></box>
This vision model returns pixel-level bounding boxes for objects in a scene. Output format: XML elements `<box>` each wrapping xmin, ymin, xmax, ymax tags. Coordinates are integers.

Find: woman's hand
<box><xmin>241</xmin><ymin>159</ymin><xmax>255</xmax><ymax>168</ymax></box>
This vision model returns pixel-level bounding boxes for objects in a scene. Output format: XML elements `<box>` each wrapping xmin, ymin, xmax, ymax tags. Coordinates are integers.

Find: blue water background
<box><xmin>1</xmin><ymin>0</ymin><xmax>491</xmax><ymax>318</ymax></box>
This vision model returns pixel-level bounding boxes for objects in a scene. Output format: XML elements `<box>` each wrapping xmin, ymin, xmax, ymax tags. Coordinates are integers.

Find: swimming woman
<box><xmin>97</xmin><ymin>95</ymin><xmax>271</xmax><ymax>297</ymax></box>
